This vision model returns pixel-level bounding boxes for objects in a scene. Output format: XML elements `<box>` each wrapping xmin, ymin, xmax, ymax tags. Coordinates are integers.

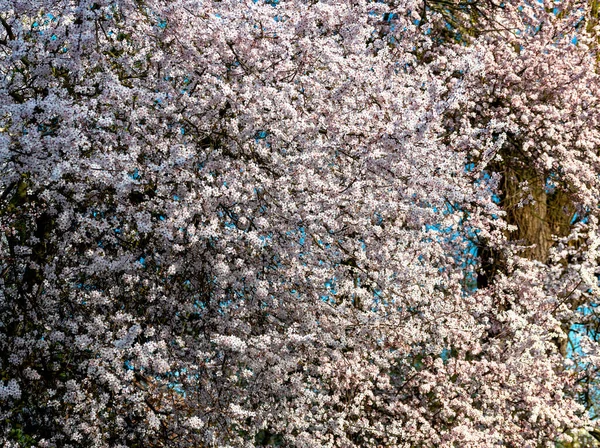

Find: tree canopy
<box><xmin>2</xmin><ymin>0</ymin><xmax>600</xmax><ymax>446</ymax></box>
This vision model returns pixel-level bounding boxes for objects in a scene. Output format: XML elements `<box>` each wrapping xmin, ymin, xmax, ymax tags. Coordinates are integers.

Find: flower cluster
<box><xmin>1</xmin><ymin>0</ymin><xmax>600</xmax><ymax>446</ymax></box>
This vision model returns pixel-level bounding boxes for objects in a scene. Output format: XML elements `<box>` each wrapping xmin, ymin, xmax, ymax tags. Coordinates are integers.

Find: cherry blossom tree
<box><xmin>1</xmin><ymin>0</ymin><xmax>600</xmax><ymax>447</ymax></box>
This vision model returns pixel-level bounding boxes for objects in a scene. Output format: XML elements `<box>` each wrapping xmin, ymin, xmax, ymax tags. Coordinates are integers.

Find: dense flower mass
<box><xmin>2</xmin><ymin>0</ymin><xmax>600</xmax><ymax>446</ymax></box>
